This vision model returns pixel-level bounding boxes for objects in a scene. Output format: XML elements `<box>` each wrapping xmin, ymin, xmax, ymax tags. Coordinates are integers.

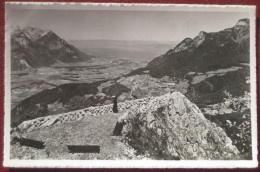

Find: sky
<box><xmin>9</xmin><ymin>9</ymin><xmax>249</xmax><ymax>42</ymax></box>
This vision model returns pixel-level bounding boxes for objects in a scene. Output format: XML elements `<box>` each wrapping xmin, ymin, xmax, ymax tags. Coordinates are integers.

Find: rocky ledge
<box><xmin>12</xmin><ymin>92</ymin><xmax>239</xmax><ymax>160</ymax></box>
<box><xmin>115</xmin><ymin>92</ymin><xmax>239</xmax><ymax>160</ymax></box>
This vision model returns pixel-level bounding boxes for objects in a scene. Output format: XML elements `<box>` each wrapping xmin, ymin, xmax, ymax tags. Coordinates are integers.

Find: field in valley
<box><xmin>11</xmin><ymin>40</ymin><xmax>175</xmax><ymax>108</ymax></box>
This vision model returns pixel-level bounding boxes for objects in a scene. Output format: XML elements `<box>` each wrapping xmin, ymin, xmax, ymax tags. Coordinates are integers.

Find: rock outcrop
<box><xmin>116</xmin><ymin>92</ymin><xmax>239</xmax><ymax>160</ymax></box>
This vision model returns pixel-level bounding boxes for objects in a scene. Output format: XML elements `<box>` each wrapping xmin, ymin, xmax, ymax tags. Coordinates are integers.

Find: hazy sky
<box><xmin>10</xmin><ymin>9</ymin><xmax>249</xmax><ymax>42</ymax></box>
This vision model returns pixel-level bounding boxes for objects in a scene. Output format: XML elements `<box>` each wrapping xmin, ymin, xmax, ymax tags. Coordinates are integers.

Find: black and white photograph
<box><xmin>4</xmin><ymin>2</ymin><xmax>257</xmax><ymax>168</ymax></box>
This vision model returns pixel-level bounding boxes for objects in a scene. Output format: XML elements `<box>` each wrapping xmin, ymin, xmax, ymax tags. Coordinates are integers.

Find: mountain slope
<box><xmin>146</xmin><ymin>19</ymin><xmax>250</xmax><ymax>78</ymax></box>
<box><xmin>11</xmin><ymin>92</ymin><xmax>239</xmax><ymax>160</ymax></box>
<box><xmin>11</xmin><ymin>26</ymin><xmax>92</xmax><ymax>71</ymax></box>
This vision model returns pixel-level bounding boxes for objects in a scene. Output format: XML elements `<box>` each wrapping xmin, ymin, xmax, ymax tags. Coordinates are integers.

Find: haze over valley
<box><xmin>11</xmin><ymin>27</ymin><xmax>175</xmax><ymax>107</ymax></box>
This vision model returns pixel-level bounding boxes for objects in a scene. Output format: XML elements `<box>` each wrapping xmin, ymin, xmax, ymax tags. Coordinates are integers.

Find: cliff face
<box><xmin>11</xmin><ymin>26</ymin><xmax>92</xmax><ymax>71</ymax></box>
<box><xmin>147</xmin><ymin>19</ymin><xmax>250</xmax><ymax>78</ymax></box>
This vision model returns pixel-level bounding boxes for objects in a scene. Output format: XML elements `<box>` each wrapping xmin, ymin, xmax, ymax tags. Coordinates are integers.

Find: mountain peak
<box><xmin>183</xmin><ymin>37</ymin><xmax>193</xmax><ymax>42</ymax></box>
<box><xmin>172</xmin><ymin>38</ymin><xmax>195</xmax><ymax>53</ymax></box>
<box><xmin>172</xmin><ymin>31</ymin><xmax>208</xmax><ymax>53</ymax></box>
<box><xmin>11</xmin><ymin>26</ymin><xmax>91</xmax><ymax>71</ymax></box>
<box><xmin>193</xmin><ymin>31</ymin><xmax>207</xmax><ymax>46</ymax></box>
<box><xmin>234</xmin><ymin>18</ymin><xmax>249</xmax><ymax>31</ymax></box>
<box><xmin>233</xmin><ymin>18</ymin><xmax>249</xmax><ymax>41</ymax></box>
<box><xmin>22</xmin><ymin>26</ymin><xmax>50</xmax><ymax>41</ymax></box>
<box><xmin>198</xmin><ymin>31</ymin><xmax>207</xmax><ymax>36</ymax></box>
<box><xmin>235</xmin><ymin>18</ymin><xmax>249</xmax><ymax>27</ymax></box>
<box><xmin>12</xmin><ymin>26</ymin><xmax>51</xmax><ymax>41</ymax></box>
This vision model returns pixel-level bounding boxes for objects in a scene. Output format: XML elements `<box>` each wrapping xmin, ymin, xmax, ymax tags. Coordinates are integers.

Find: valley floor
<box><xmin>10</xmin><ymin>65</ymin><xmax>251</xmax><ymax>160</ymax></box>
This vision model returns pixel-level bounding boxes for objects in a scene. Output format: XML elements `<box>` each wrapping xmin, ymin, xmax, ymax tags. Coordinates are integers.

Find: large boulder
<box><xmin>115</xmin><ymin>92</ymin><xmax>239</xmax><ymax>160</ymax></box>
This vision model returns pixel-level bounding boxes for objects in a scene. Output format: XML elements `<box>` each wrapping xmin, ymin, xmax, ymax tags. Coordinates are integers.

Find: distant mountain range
<box><xmin>11</xmin><ymin>18</ymin><xmax>250</xmax><ymax>127</ymax></box>
<box><xmin>11</xmin><ymin>26</ymin><xmax>93</xmax><ymax>71</ymax></box>
<box><xmin>146</xmin><ymin>18</ymin><xmax>250</xmax><ymax>77</ymax></box>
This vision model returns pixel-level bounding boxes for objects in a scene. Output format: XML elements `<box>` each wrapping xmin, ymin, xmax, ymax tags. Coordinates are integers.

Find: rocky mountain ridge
<box><xmin>146</xmin><ymin>19</ymin><xmax>250</xmax><ymax>77</ymax></box>
<box><xmin>11</xmin><ymin>26</ymin><xmax>92</xmax><ymax>71</ymax></box>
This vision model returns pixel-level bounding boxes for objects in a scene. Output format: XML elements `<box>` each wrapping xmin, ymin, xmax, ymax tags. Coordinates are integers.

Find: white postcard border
<box><xmin>3</xmin><ymin>2</ymin><xmax>258</xmax><ymax>168</ymax></box>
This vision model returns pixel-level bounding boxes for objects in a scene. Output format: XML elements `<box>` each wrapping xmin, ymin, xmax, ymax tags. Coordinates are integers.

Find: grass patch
<box><xmin>102</xmin><ymin>82</ymin><xmax>130</xmax><ymax>97</ymax></box>
<box><xmin>185</xmin><ymin>67</ymin><xmax>249</xmax><ymax>107</ymax></box>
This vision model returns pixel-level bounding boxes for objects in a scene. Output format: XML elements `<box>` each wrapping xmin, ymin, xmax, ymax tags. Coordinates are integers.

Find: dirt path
<box><xmin>11</xmin><ymin>112</ymin><xmax>139</xmax><ymax>160</ymax></box>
